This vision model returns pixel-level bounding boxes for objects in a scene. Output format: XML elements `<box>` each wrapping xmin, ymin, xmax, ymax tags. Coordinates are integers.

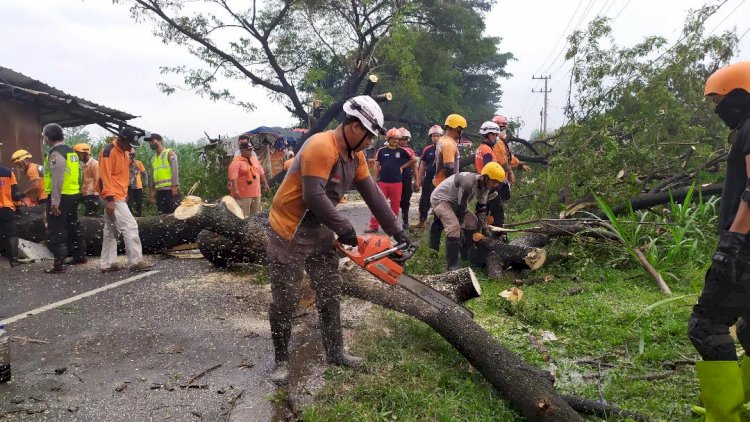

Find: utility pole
<box><xmin>532</xmin><ymin>75</ymin><xmax>551</xmax><ymax>134</ymax></box>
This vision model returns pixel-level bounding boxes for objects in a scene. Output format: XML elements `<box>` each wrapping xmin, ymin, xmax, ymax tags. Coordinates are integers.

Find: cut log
<box><xmin>338</xmin><ymin>260</ymin><xmax>583</xmax><ymax>421</ymax></box>
<box><xmin>418</xmin><ymin>268</ymin><xmax>481</xmax><ymax>303</ymax></box>
<box><xmin>510</xmin><ymin>233</ymin><xmax>551</xmax><ymax>249</ymax></box>
<box><xmin>174</xmin><ymin>196</ymin><xmax>267</xmax><ymax>265</ymax></box>
<box><xmin>471</xmin><ymin>233</ymin><xmax>546</xmax><ymax>271</ymax></box>
<box><xmin>196</xmin><ymin>230</ymin><xmax>256</xmax><ymax>268</ymax></box>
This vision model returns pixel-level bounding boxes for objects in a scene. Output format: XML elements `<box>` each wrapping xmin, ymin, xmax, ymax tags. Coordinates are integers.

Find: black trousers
<box><xmin>47</xmin><ymin>195</ymin><xmax>86</xmax><ymax>261</ymax></box>
<box><xmin>0</xmin><ymin>207</ymin><xmax>18</xmax><ymax>262</ymax></box>
<box><xmin>82</xmin><ymin>195</ymin><xmax>101</xmax><ymax>217</ymax></box>
<box><xmin>400</xmin><ymin>176</ymin><xmax>413</xmax><ymax>221</ymax></box>
<box><xmin>487</xmin><ymin>195</ymin><xmax>505</xmax><ymax>227</ymax></box>
<box><xmin>418</xmin><ymin>177</ymin><xmax>435</xmax><ymax>222</ymax></box>
<box><xmin>128</xmin><ymin>188</ymin><xmax>143</xmax><ymax>217</ymax></box>
<box><xmin>156</xmin><ymin>189</ymin><xmax>180</xmax><ymax>214</ymax></box>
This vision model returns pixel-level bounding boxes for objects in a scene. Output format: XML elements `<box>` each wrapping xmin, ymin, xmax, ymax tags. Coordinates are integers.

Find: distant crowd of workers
<box><xmin>0</xmin><ymin>128</ymin><xmax>181</xmax><ymax>273</ymax></box>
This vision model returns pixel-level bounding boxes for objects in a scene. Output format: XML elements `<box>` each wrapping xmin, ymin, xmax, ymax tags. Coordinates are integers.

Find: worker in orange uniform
<box><xmin>228</xmin><ymin>135</ymin><xmax>270</xmax><ymax>218</ymax></box>
<box><xmin>283</xmin><ymin>152</ymin><xmax>295</xmax><ymax>172</ymax></box>
<box><xmin>490</xmin><ymin>115</ymin><xmax>531</xmax><ymax>232</ymax></box>
<box><xmin>127</xmin><ymin>152</ymin><xmax>147</xmax><ymax>217</ymax></box>
<box><xmin>266</xmin><ymin>96</ymin><xmax>412</xmax><ymax>386</ymax></box>
<box><xmin>428</xmin><ymin>114</ymin><xmax>466</xmax><ymax>250</ymax></box>
<box><xmin>98</xmin><ymin>127</ymin><xmax>154</xmax><ymax>273</ymax></box>
<box><xmin>11</xmin><ymin>149</ymin><xmax>47</xmax><ymax>205</ymax></box>
<box><xmin>0</xmin><ymin>164</ymin><xmax>24</xmax><ymax>267</ymax></box>
<box><xmin>74</xmin><ymin>143</ymin><xmax>101</xmax><ymax>216</ymax></box>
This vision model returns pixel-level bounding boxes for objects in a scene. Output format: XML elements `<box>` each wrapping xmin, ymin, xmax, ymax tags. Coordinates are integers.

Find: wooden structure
<box><xmin>0</xmin><ymin>66</ymin><xmax>136</xmax><ymax>189</ymax></box>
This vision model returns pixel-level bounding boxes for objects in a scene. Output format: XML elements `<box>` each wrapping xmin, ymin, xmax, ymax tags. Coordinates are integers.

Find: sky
<box><xmin>1</xmin><ymin>0</ymin><xmax>749</xmax><ymax>142</ymax></box>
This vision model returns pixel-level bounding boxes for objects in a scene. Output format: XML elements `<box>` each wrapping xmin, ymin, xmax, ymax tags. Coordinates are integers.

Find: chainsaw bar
<box><xmin>395</xmin><ymin>274</ymin><xmax>474</xmax><ymax>319</ymax></box>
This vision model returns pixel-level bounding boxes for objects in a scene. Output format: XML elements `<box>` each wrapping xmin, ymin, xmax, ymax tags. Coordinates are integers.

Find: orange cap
<box><xmin>704</xmin><ymin>61</ymin><xmax>750</xmax><ymax>96</ymax></box>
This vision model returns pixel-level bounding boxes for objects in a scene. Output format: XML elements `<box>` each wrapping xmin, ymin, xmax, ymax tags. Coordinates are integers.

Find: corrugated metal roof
<box><xmin>0</xmin><ymin>66</ymin><xmax>137</xmax><ymax>128</ymax></box>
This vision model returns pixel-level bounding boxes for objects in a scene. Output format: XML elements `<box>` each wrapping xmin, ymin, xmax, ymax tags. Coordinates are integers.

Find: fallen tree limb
<box><xmin>633</xmin><ymin>248</ymin><xmax>671</xmax><ymax>295</ymax></box>
<box><xmin>470</xmin><ymin>234</ymin><xmax>547</xmax><ymax>271</ymax></box>
<box><xmin>561</xmin><ymin>395</ymin><xmax>655</xmax><ymax>422</ymax></box>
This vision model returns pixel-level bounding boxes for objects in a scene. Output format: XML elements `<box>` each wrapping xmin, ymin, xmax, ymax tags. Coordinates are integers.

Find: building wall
<box><xmin>0</xmin><ymin>101</ymin><xmax>42</xmax><ymax>191</ymax></box>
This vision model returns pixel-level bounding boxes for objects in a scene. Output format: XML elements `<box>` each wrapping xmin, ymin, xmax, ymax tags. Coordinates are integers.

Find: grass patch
<box><xmin>304</xmin><ymin>221</ymin><xmax>723</xmax><ymax>421</ymax></box>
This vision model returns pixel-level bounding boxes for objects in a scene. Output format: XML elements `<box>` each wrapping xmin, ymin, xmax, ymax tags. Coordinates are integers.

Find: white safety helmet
<box><xmin>479</xmin><ymin>121</ymin><xmax>501</xmax><ymax>135</ymax></box>
<box><xmin>428</xmin><ymin>125</ymin><xmax>444</xmax><ymax>136</ymax></box>
<box><xmin>343</xmin><ymin>96</ymin><xmax>386</xmax><ymax>136</ymax></box>
<box><xmin>399</xmin><ymin>127</ymin><xmax>411</xmax><ymax>139</ymax></box>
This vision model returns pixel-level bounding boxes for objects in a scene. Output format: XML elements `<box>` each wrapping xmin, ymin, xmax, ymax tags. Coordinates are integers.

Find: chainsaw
<box><xmin>336</xmin><ymin>234</ymin><xmax>473</xmax><ymax>319</ymax></box>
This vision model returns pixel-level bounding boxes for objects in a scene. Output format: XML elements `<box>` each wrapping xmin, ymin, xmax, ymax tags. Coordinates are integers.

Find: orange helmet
<box><xmin>385</xmin><ymin>127</ymin><xmax>401</xmax><ymax>140</ymax></box>
<box><xmin>74</xmin><ymin>143</ymin><xmax>91</xmax><ymax>153</ymax></box>
<box><xmin>704</xmin><ymin>61</ymin><xmax>750</xmax><ymax>96</ymax></box>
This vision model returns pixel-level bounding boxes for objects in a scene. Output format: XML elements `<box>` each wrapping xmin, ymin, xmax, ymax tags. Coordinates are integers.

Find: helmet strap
<box><xmin>343</xmin><ymin>122</ymin><xmax>368</xmax><ymax>158</ymax></box>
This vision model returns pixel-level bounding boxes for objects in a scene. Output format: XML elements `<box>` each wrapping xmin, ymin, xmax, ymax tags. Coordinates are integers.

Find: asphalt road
<box><xmin>0</xmin><ymin>192</ymin><xmax>423</xmax><ymax>421</ymax></box>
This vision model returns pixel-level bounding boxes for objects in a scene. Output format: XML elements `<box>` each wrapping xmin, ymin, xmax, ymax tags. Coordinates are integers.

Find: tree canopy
<box><xmin>115</xmin><ymin>0</ymin><xmax>511</xmax><ymax>144</ymax></box>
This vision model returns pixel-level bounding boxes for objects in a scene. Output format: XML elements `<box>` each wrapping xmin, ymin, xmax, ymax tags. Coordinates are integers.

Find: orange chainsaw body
<box><xmin>339</xmin><ymin>234</ymin><xmax>403</xmax><ymax>286</ymax></box>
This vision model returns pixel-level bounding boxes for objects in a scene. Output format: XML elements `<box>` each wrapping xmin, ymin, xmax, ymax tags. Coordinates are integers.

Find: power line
<box><xmin>533</xmin><ymin>0</ymin><xmax>586</xmax><ymax>76</ymax></box>
<box><xmin>540</xmin><ymin>0</ymin><xmax>597</xmax><ymax>76</ymax></box>
<box><xmin>611</xmin><ymin>0</ymin><xmax>633</xmax><ymax>22</ymax></box>
<box><xmin>707</xmin><ymin>0</ymin><xmax>746</xmax><ymax>37</ymax></box>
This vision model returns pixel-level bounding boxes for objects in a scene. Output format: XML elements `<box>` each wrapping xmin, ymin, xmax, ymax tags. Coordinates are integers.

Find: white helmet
<box><xmin>343</xmin><ymin>96</ymin><xmax>386</xmax><ymax>136</ymax></box>
<box><xmin>479</xmin><ymin>121</ymin><xmax>501</xmax><ymax>135</ymax></box>
<box><xmin>428</xmin><ymin>125</ymin><xmax>444</xmax><ymax>136</ymax></box>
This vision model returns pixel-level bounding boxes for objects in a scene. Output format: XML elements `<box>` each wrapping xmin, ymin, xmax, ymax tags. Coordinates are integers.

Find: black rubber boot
<box><xmin>401</xmin><ymin>209</ymin><xmax>409</xmax><ymax>231</ymax></box>
<box><xmin>429</xmin><ymin>219</ymin><xmax>443</xmax><ymax>251</ymax></box>
<box><xmin>269</xmin><ymin>312</ymin><xmax>292</xmax><ymax>385</ymax></box>
<box><xmin>445</xmin><ymin>237</ymin><xmax>461</xmax><ymax>271</ymax></box>
<box><xmin>461</xmin><ymin>230</ymin><xmax>474</xmax><ymax>261</ymax></box>
<box><xmin>319</xmin><ymin>301</ymin><xmax>363</xmax><ymax>367</ymax></box>
<box><xmin>8</xmin><ymin>237</ymin><xmax>20</xmax><ymax>267</ymax></box>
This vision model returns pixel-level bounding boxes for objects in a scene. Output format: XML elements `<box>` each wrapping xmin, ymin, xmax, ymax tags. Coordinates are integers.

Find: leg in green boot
<box><xmin>694</xmin><ymin>360</ymin><xmax>744</xmax><ymax>422</ymax></box>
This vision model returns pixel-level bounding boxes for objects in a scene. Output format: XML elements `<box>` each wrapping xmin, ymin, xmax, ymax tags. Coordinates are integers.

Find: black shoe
<box><xmin>45</xmin><ymin>265</ymin><xmax>67</xmax><ymax>274</ymax></box>
<box><xmin>65</xmin><ymin>257</ymin><xmax>88</xmax><ymax>265</ymax></box>
<box><xmin>445</xmin><ymin>237</ymin><xmax>461</xmax><ymax>271</ymax></box>
<box><xmin>319</xmin><ymin>301</ymin><xmax>364</xmax><ymax>368</ymax></box>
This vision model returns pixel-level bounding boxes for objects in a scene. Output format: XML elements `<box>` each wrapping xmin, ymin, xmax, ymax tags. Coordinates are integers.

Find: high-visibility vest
<box><xmin>43</xmin><ymin>145</ymin><xmax>80</xmax><ymax>195</ymax></box>
<box><xmin>152</xmin><ymin>148</ymin><xmax>174</xmax><ymax>189</ymax></box>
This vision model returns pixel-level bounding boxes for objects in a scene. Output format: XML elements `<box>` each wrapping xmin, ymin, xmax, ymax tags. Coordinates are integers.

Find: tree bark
<box><xmin>338</xmin><ymin>260</ymin><xmax>583</xmax><ymax>421</ymax></box>
<box><xmin>419</xmin><ymin>268</ymin><xmax>482</xmax><ymax>303</ymax></box>
<box><xmin>15</xmin><ymin>204</ymin><xmax>203</xmax><ymax>255</ymax></box>
<box><xmin>470</xmin><ymin>234</ymin><xmax>547</xmax><ymax>271</ymax></box>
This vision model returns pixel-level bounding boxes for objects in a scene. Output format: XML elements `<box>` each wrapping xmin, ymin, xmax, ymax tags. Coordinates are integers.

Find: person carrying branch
<box><xmin>266</xmin><ymin>96</ymin><xmax>413</xmax><ymax>386</ymax></box>
<box><xmin>688</xmin><ymin>61</ymin><xmax>750</xmax><ymax>420</ymax></box>
<box><xmin>429</xmin><ymin>162</ymin><xmax>506</xmax><ymax>270</ymax></box>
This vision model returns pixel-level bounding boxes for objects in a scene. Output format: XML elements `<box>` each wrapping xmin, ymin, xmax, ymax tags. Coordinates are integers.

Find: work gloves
<box><xmin>338</xmin><ymin>227</ymin><xmax>359</xmax><ymax>248</ymax></box>
<box><xmin>394</xmin><ymin>230</ymin><xmax>412</xmax><ymax>247</ymax></box>
<box><xmin>455</xmin><ymin>207</ymin><xmax>467</xmax><ymax>225</ymax></box>
<box><xmin>393</xmin><ymin>230</ymin><xmax>417</xmax><ymax>263</ymax></box>
<box><xmin>713</xmin><ymin>231</ymin><xmax>749</xmax><ymax>284</ymax></box>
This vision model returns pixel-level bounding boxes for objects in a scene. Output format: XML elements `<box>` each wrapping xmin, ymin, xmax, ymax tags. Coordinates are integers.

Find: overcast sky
<box><xmin>1</xmin><ymin>0</ymin><xmax>749</xmax><ymax>142</ymax></box>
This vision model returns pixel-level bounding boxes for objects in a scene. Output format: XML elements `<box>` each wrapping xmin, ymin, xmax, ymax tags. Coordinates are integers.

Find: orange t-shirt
<box><xmin>24</xmin><ymin>163</ymin><xmax>48</xmax><ymax>202</ymax></box>
<box><xmin>81</xmin><ymin>158</ymin><xmax>100</xmax><ymax>196</ymax></box>
<box><xmin>99</xmin><ymin>143</ymin><xmax>130</xmax><ymax>201</ymax></box>
<box><xmin>493</xmin><ymin>140</ymin><xmax>520</xmax><ymax>169</ymax></box>
<box><xmin>271</xmin><ymin>149</ymin><xmax>285</xmax><ymax>177</ymax></box>
<box><xmin>270</xmin><ymin>131</ymin><xmax>370</xmax><ymax>241</ymax></box>
<box><xmin>433</xmin><ymin>135</ymin><xmax>458</xmax><ymax>187</ymax></box>
<box><xmin>0</xmin><ymin>168</ymin><xmax>18</xmax><ymax>210</ymax></box>
<box><xmin>474</xmin><ymin>143</ymin><xmax>497</xmax><ymax>173</ymax></box>
<box><xmin>283</xmin><ymin>158</ymin><xmax>294</xmax><ymax>171</ymax></box>
<box><xmin>228</xmin><ymin>155</ymin><xmax>265</xmax><ymax>199</ymax></box>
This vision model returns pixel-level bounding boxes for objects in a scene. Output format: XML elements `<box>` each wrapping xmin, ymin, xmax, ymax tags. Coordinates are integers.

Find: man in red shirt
<box><xmin>99</xmin><ymin>128</ymin><xmax>154</xmax><ymax>273</ymax></box>
<box><xmin>228</xmin><ymin>135</ymin><xmax>270</xmax><ymax>217</ymax></box>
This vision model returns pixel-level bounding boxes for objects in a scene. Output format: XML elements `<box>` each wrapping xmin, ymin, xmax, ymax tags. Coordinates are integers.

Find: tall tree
<box><xmin>115</xmin><ymin>0</ymin><xmax>510</xmax><ymax>144</ymax></box>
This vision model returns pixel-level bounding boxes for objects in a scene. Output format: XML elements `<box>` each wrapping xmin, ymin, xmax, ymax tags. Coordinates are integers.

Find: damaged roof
<box><xmin>0</xmin><ymin>66</ymin><xmax>137</xmax><ymax>130</ymax></box>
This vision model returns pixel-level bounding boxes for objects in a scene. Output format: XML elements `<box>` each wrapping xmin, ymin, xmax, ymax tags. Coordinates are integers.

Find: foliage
<box><xmin>513</xmin><ymin>3</ymin><xmax>739</xmax><ymax>213</ymax></box>
<box><xmin>116</xmin><ymin>0</ymin><xmax>511</xmax><ymax>147</ymax></box>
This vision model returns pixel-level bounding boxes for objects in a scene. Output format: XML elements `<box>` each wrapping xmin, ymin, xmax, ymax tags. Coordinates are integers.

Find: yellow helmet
<box><xmin>480</xmin><ymin>161</ymin><xmax>506</xmax><ymax>183</ymax></box>
<box><xmin>444</xmin><ymin>114</ymin><xmax>467</xmax><ymax>129</ymax></box>
<box><xmin>11</xmin><ymin>149</ymin><xmax>32</xmax><ymax>163</ymax></box>
<box><xmin>74</xmin><ymin>143</ymin><xmax>91</xmax><ymax>153</ymax></box>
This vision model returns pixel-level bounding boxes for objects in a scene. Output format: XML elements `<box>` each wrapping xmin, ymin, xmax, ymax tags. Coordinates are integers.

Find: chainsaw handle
<box><xmin>392</xmin><ymin>243</ymin><xmax>417</xmax><ymax>264</ymax></box>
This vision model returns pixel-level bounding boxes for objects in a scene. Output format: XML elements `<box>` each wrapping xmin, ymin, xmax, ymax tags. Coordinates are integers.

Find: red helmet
<box><xmin>492</xmin><ymin>115</ymin><xmax>508</xmax><ymax>127</ymax></box>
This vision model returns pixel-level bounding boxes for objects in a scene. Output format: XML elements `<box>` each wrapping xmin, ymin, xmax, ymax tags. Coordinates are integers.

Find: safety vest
<box><xmin>43</xmin><ymin>144</ymin><xmax>80</xmax><ymax>195</ymax></box>
<box><xmin>152</xmin><ymin>148</ymin><xmax>174</xmax><ymax>189</ymax></box>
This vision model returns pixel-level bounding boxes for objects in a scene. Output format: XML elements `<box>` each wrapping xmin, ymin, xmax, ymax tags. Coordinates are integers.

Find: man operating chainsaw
<box><xmin>266</xmin><ymin>95</ymin><xmax>413</xmax><ymax>386</ymax></box>
<box><xmin>430</xmin><ymin>162</ymin><xmax>506</xmax><ymax>270</ymax></box>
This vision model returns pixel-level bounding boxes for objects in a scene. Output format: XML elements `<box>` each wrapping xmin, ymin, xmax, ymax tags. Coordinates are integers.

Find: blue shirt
<box><xmin>420</xmin><ymin>144</ymin><xmax>437</xmax><ymax>181</ymax></box>
<box><xmin>376</xmin><ymin>147</ymin><xmax>411</xmax><ymax>183</ymax></box>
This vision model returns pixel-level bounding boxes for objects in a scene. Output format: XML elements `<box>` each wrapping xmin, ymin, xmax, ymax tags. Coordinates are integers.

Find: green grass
<box><xmin>302</xmin><ymin>215</ymin><xmax>726</xmax><ymax>421</ymax></box>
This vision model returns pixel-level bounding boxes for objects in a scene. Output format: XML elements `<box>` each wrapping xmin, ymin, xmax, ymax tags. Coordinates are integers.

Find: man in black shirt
<box><xmin>414</xmin><ymin>125</ymin><xmax>443</xmax><ymax>228</ymax></box>
<box><xmin>688</xmin><ymin>61</ymin><xmax>750</xmax><ymax>420</ymax></box>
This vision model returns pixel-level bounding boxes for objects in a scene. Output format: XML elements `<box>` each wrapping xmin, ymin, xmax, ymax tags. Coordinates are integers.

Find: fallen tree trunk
<box><xmin>15</xmin><ymin>204</ymin><xmax>204</xmax><ymax>255</ymax></box>
<box><xmin>338</xmin><ymin>260</ymin><xmax>583</xmax><ymax>421</ymax></box>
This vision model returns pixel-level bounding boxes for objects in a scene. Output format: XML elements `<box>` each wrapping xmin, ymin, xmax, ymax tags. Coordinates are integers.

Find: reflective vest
<box><xmin>152</xmin><ymin>148</ymin><xmax>174</xmax><ymax>189</ymax></box>
<box><xmin>43</xmin><ymin>145</ymin><xmax>80</xmax><ymax>195</ymax></box>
